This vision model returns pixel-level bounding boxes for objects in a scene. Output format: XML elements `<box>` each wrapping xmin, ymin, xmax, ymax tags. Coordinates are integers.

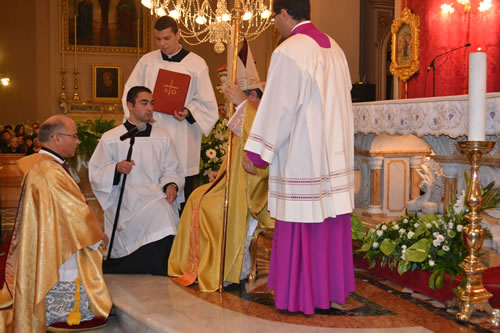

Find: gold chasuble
<box><xmin>168</xmin><ymin>102</ymin><xmax>274</xmax><ymax>291</ymax></box>
<box><xmin>0</xmin><ymin>154</ymin><xmax>111</xmax><ymax>332</ymax></box>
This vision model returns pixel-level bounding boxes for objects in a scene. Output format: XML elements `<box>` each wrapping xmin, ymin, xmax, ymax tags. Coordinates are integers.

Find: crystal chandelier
<box><xmin>141</xmin><ymin>0</ymin><xmax>273</xmax><ymax>53</ymax></box>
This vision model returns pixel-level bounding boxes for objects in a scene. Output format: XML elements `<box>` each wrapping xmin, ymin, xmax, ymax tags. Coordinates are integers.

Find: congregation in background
<box><xmin>0</xmin><ymin>123</ymin><xmax>41</xmax><ymax>155</ymax></box>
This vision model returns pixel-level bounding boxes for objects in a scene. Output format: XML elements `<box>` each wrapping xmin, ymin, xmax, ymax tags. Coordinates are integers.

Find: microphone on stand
<box><xmin>119</xmin><ymin>122</ymin><xmax>147</xmax><ymax>141</ymax></box>
<box><xmin>427</xmin><ymin>43</ymin><xmax>471</xmax><ymax>96</ymax></box>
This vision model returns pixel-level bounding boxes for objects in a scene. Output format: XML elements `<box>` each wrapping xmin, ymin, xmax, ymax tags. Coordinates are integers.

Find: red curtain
<box><xmin>402</xmin><ymin>0</ymin><xmax>500</xmax><ymax>98</ymax></box>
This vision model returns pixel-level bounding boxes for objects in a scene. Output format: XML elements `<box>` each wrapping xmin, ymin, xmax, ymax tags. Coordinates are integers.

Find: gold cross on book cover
<box><xmin>152</xmin><ymin>69</ymin><xmax>191</xmax><ymax>115</ymax></box>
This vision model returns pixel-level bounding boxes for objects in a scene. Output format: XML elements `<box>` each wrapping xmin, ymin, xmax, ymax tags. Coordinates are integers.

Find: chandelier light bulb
<box><xmin>141</xmin><ymin>0</ymin><xmax>153</xmax><ymax>9</ymax></box>
<box><xmin>457</xmin><ymin>0</ymin><xmax>469</xmax><ymax>5</ymax></box>
<box><xmin>479</xmin><ymin>0</ymin><xmax>492</xmax><ymax>12</ymax></box>
<box><xmin>196</xmin><ymin>15</ymin><xmax>207</xmax><ymax>24</ymax></box>
<box><xmin>441</xmin><ymin>3</ymin><xmax>455</xmax><ymax>14</ymax></box>
<box><xmin>155</xmin><ymin>7</ymin><xmax>167</xmax><ymax>17</ymax></box>
<box><xmin>1</xmin><ymin>78</ymin><xmax>10</xmax><ymax>86</ymax></box>
<box><xmin>169</xmin><ymin>8</ymin><xmax>181</xmax><ymax>19</ymax></box>
<box><xmin>261</xmin><ymin>9</ymin><xmax>272</xmax><ymax>19</ymax></box>
<box><xmin>221</xmin><ymin>13</ymin><xmax>231</xmax><ymax>22</ymax></box>
<box><xmin>243</xmin><ymin>11</ymin><xmax>253</xmax><ymax>20</ymax></box>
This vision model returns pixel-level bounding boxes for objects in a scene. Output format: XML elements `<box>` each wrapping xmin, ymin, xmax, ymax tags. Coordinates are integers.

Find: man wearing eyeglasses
<box><xmin>1</xmin><ymin>115</ymin><xmax>112</xmax><ymax>331</ymax></box>
<box><xmin>244</xmin><ymin>0</ymin><xmax>355</xmax><ymax>315</ymax></box>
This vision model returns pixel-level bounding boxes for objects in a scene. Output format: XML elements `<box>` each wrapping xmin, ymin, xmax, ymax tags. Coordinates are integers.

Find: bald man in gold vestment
<box><xmin>0</xmin><ymin>115</ymin><xmax>112</xmax><ymax>332</ymax></box>
<box><xmin>168</xmin><ymin>82</ymin><xmax>273</xmax><ymax>291</ymax></box>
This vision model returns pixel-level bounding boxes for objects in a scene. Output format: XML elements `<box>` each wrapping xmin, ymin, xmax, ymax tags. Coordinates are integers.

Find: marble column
<box><xmin>441</xmin><ymin>163</ymin><xmax>459</xmax><ymax>210</ymax></box>
<box><xmin>410</xmin><ymin>156</ymin><xmax>423</xmax><ymax>200</ymax></box>
<box><xmin>367</xmin><ymin>156</ymin><xmax>384</xmax><ymax>216</ymax></box>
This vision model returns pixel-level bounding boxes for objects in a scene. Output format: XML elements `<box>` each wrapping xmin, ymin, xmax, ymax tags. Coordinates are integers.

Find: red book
<box><xmin>152</xmin><ymin>69</ymin><xmax>191</xmax><ymax>115</ymax></box>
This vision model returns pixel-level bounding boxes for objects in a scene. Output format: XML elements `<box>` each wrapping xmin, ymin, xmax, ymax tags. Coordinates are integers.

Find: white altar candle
<box><xmin>468</xmin><ymin>52</ymin><xmax>487</xmax><ymax>141</ymax></box>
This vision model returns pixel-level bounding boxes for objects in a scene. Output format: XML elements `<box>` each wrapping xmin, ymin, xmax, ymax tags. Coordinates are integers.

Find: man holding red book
<box><xmin>122</xmin><ymin>16</ymin><xmax>219</xmax><ymax>203</ymax></box>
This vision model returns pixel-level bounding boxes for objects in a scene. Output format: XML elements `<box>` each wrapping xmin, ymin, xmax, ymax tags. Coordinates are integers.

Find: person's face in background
<box><xmin>33</xmin><ymin>137</ymin><xmax>41</xmax><ymax>148</ymax></box>
<box><xmin>1</xmin><ymin>132</ymin><xmax>11</xmax><ymax>142</ymax></box>
<box><xmin>155</xmin><ymin>27</ymin><xmax>181</xmax><ymax>55</ymax></box>
<box><xmin>9</xmin><ymin>137</ymin><xmax>19</xmax><ymax>149</ymax></box>
<box><xmin>25</xmin><ymin>137</ymin><xmax>33</xmax><ymax>147</ymax></box>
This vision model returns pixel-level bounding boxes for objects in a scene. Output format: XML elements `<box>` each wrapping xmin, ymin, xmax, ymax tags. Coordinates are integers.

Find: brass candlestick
<box><xmin>456</xmin><ymin>140</ymin><xmax>499</xmax><ymax>326</ymax></box>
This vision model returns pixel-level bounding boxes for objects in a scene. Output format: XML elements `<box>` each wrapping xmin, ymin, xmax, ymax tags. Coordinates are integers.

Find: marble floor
<box><xmin>88</xmin><ymin>270</ymin><xmax>500</xmax><ymax>333</ymax></box>
<box><xmin>2</xmin><ymin>208</ymin><xmax>500</xmax><ymax>332</ymax></box>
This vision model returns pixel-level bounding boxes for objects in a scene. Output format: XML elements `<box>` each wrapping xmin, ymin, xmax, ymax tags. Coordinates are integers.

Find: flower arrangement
<box><xmin>67</xmin><ymin>118</ymin><xmax>116</xmax><ymax>172</ymax></box>
<box><xmin>356</xmin><ymin>178</ymin><xmax>499</xmax><ymax>289</ymax></box>
<box><xmin>199</xmin><ymin>115</ymin><xmax>228</xmax><ymax>183</ymax></box>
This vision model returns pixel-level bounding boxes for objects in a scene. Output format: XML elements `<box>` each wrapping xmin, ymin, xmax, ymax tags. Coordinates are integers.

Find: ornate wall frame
<box><xmin>61</xmin><ymin>0</ymin><xmax>151</xmax><ymax>55</ymax></box>
<box><xmin>92</xmin><ymin>64</ymin><xmax>122</xmax><ymax>102</ymax></box>
<box><xmin>390</xmin><ymin>7</ymin><xmax>420</xmax><ymax>82</ymax></box>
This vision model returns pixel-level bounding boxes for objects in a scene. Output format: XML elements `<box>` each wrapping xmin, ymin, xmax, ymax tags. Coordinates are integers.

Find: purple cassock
<box><xmin>245</xmin><ymin>22</ymin><xmax>356</xmax><ymax>315</ymax></box>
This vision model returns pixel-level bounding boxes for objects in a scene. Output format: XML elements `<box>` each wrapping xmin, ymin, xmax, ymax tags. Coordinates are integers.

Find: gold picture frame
<box><xmin>62</xmin><ymin>0</ymin><xmax>151</xmax><ymax>55</ymax></box>
<box><xmin>92</xmin><ymin>65</ymin><xmax>122</xmax><ymax>102</ymax></box>
<box><xmin>390</xmin><ymin>7</ymin><xmax>420</xmax><ymax>82</ymax></box>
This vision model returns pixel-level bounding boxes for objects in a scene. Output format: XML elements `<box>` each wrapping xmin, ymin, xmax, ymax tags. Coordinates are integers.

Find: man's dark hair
<box><xmin>1</xmin><ymin>130</ymin><xmax>10</xmax><ymax>139</ymax></box>
<box><xmin>273</xmin><ymin>0</ymin><xmax>310</xmax><ymax>21</ymax></box>
<box><xmin>154</xmin><ymin>16</ymin><xmax>179</xmax><ymax>33</ymax></box>
<box><xmin>39</xmin><ymin>118</ymin><xmax>66</xmax><ymax>144</ymax></box>
<box><xmin>126</xmin><ymin>86</ymin><xmax>152</xmax><ymax>105</ymax></box>
<box><xmin>4</xmin><ymin>125</ymin><xmax>12</xmax><ymax>131</ymax></box>
<box><xmin>245</xmin><ymin>88</ymin><xmax>263</xmax><ymax>99</ymax></box>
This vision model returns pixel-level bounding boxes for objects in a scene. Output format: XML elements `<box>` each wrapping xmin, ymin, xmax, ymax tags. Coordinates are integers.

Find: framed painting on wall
<box><xmin>93</xmin><ymin>65</ymin><xmax>122</xmax><ymax>102</ymax></box>
<box><xmin>390</xmin><ymin>7</ymin><xmax>420</xmax><ymax>82</ymax></box>
<box><xmin>62</xmin><ymin>0</ymin><xmax>151</xmax><ymax>54</ymax></box>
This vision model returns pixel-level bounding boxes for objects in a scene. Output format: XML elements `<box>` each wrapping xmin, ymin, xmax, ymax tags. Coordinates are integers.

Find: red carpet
<box><xmin>354</xmin><ymin>254</ymin><xmax>500</xmax><ymax>307</ymax></box>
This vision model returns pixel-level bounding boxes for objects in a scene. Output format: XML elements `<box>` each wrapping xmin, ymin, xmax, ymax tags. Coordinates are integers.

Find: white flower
<box><xmin>436</xmin><ymin>234</ymin><xmax>445</xmax><ymax>242</ymax></box>
<box><xmin>376</xmin><ymin>230</ymin><xmax>384</xmax><ymax>237</ymax></box>
<box><xmin>457</xmin><ymin>225</ymin><xmax>464</xmax><ymax>232</ymax></box>
<box><xmin>429</xmin><ymin>260</ymin><xmax>435</xmax><ymax>267</ymax></box>
<box><xmin>414</xmin><ymin>223</ymin><xmax>420</xmax><ymax>228</ymax></box>
<box><xmin>399</xmin><ymin>228</ymin><xmax>406</xmax><ymax>234</ymax></box>
<box><xmin>382</xmin><ymin>225</ymin><xmax>387</xmax><ymax>231</ymax></box>
<box><xmin>443</xmin><ymin>245</ymin><xmax>450</xmax><ymax>251</ymax></box>
<box><xmin>372</xmin><ymin>242</ymin><xmax>379</xmax><ymax>249</ymax></box>
<box><xmin>407</xmin><ymin>231</ymin><xmax>415</xmax><ymax>239</ymax></box>
<box><xmin>448</xmin><ymin>222</ymin><xmax>454</xmax><ymax>229</ymax></box>
<box><xmin>426</xmin><ymin>223</ymin><xmax>432</xmax><ymax>228</ymax></box>
<box><xmin>206</xmin><ymin>149</ymin><xmax>217</xmax><ymax>159</ymax></box>
<box><xmin>401</xmin><ymin>245</ymin><xmax>407</xmax><ymax>249</ymax></box>
<box><xmin>403</xmin><ymin>219</ymin><xmax>408</xmax><ymax>224</ymax></box>
<box><xmin>394</xmin><ymin>224</ymin><xmax>400</xmax><ymax>230</ymax></box>
<box><xmin>433</xmin><ymin>232</ymin><xmax>439</xmax><ymax>238</ymax></box>
<box><xmin>433</xmin><ymin>239</ymin><xmax>441</xmax><ymax>247</ymax></box>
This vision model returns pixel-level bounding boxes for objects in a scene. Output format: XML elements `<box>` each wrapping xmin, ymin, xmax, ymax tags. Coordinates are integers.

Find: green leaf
<box><xmin>397</xmin><ymin>261</ymin><xmax>409</xmax><ymax>275</ymax></box>
<box><xmin>381</xmin><ymin>256</ymin><xmax>388</xmax><ymax>267</ymax></box>
<box><xmin>437</xmin><ymin>250</ymin><xmax>445</xmax><ymax>256</ymax></box>
<box><xmin>360</xmin><ymin>240</ymin><xmax>373</xmax><ymax>252</ymax></box>
<box><xmin>350</xmin><ymin>214</ymin><xmax>366</xmax><ymax>241</ymax></box>
<box><xmin>406</xmin><ymin>238</ymin><xmax>431</xmax><ymax>262</ymax></box>
<box><xmin>380</xmin><ymin>238</ymin><xmax>396</xmax><ymax>256</ymax></box>
<box><xmin>369</xmin><ymin>259</ymin><xmax>376</xmax><ymax>269</ymax></box>
<box><xmin>414</xmin><ymin>223</ymin><xmax>427</xmax><ymax>238</ymax></box>
<box><xmin>436</xmin><ymin>271</ymin><xmax>445</xmax><ymax>289</ymax></box>
<box><xmin>429</xmin><ymin>270</ymin><xmax>438</xmax><ymax>289</ymax></box>
<box><xmin>419</xmin><ymin>214</ymin><xmax>438</xmax><ymax>224</ymax></box>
